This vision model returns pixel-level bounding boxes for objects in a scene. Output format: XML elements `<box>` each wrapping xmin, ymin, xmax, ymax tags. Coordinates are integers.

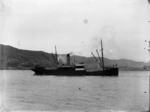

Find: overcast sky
<box><xmin>0</xmin><ymin>0</ymin><xmax>150</xmax><ymax>62</ymax></box>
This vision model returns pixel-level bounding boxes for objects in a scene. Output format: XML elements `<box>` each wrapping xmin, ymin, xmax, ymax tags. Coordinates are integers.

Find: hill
<box><xmin>71</xmin><ymin>55</ymin><xmax>148</xmax><ymax>71</ymax></box>
<box><xmin>0</xmin><ymin>44</ymin><xmax>56</xmax><ymax>69</ymax></box>
<box><xmin>0</xmin><ymin>44</ymin><xmax>148</xmax><ymax>70</ymax></box>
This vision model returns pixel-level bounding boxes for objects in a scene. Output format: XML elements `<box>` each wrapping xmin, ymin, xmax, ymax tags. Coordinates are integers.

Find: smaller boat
<box><xmin>32</xmin><ymin>39</ymin><xmax>119</xmax><ymax>76</ymax></box>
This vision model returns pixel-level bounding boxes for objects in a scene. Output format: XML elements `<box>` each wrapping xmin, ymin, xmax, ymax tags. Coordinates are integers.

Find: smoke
<box><xmin>88</xmin><ymin>25</ymin><xmax>126</xmax><ymax>59</ymax></box>
<box><xmin>69</xmin><ymin>51</ymin><xmax>86</xmax><ymax>57</ymax></box>
<box><xmin>69</xmin><ymin>51</ymin><xmax>81</xmax><ymax>57</ymax></box>
<box><xmin>89</xmin><ymin>25</ymin><xmax>116</xmax><ymax>51</ymax></box>
<box><xmin>90</xmin><ymin>36</ymin><xmax>101</xmax><ymax>50</ymax></box>
<box><xmin>69</xmin><ymin>52</ymin><xmax>74</xmax><ymax>56</ymax></box>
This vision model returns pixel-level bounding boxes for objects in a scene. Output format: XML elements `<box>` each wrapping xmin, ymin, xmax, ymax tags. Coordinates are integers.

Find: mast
<box><xmin>55</xmin><ymin>45</ymin><xmax>59</xmax><ymax>65</ymax></box>
<box><xmin>101</xmin><ymin>39</ymin><xmax>104</xmax><ymax>70</ymax></box>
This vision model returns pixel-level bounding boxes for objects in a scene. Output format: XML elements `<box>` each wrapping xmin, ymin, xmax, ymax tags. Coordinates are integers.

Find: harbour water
<box><xmin>0</xmin><ymin>70</ymin><xmax>149</xmax><ymax>112</ymax></box>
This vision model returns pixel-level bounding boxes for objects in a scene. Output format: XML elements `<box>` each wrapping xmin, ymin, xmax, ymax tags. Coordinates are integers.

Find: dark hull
<box><xmin>31</xmin><ymin>67</ymin><xmax>119</xmax><ymax>76</ymax></box>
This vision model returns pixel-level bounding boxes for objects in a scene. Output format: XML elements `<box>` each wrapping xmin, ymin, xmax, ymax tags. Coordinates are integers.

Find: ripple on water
<box><xmin>0</xmin><ymin>70</ymin><xmax>149</xmax><ymax>111</ymax></box>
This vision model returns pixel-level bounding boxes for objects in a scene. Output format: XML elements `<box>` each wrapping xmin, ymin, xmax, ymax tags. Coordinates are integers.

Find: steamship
<box><xmin>32</xmin><ymin>39</ymin><xmax>119</xmax><ymax>76</ymax></box>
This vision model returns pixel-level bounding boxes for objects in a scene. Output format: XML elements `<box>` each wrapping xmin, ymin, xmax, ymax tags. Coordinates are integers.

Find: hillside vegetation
<box><xmin>0</xmin><ymin>44</ymin><xmax>148</xmax><ymax>71</ymax></box>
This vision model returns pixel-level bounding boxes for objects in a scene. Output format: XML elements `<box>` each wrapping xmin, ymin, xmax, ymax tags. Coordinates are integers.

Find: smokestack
<box><xmin>67</xmin><ymin>54</ymin><xmax>70</xmax><ymax>65</ymax></box>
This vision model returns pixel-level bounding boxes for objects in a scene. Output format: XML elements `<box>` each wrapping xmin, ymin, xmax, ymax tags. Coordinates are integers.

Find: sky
<box><xmin>0</xmin><ymin>0</ymin><xmax>150</xmax><ymax>62</ymax></box>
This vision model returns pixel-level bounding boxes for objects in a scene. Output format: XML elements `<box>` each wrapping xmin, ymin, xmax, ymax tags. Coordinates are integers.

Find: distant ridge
<box><xmin>0</xmin><ymin>44</ymin><xmax>148</xmax><ymax>70</ymax></box>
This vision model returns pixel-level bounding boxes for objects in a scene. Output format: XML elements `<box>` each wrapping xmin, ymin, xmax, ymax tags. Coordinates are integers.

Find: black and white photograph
<box><xmin>0</xmin><ymin>0</ymin><xmax>150</xmax><ymax>111</ymax></box>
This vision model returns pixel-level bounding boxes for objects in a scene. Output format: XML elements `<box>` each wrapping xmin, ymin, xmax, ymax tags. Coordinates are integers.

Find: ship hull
<box><xmin>31</xmin><ymin>67</ymin><xmax>119</xmax><ymax>76</ymax></box>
